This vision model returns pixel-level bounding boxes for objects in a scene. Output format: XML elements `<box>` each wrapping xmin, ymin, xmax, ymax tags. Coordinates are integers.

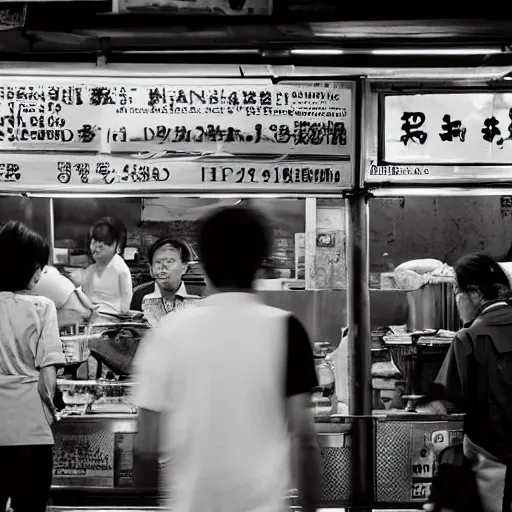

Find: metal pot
<box><xmin>406</xmin><ymin>283</ymin><xmax>460</xmax><ymax>332</ymax></box>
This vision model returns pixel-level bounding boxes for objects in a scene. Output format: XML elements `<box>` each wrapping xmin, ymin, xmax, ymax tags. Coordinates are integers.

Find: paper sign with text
<box><xmin>0</xmin><ymin>152</ymin><xmax>350</xmax><ymax>192</ymax></box>
<box><xmin>0</xmin><ymin>78</ymin><xmax>352</xmax><ymax>158</ymax></box>
<box><xmin>383</xmin><ymin>92</ymin><xmax>512</xmax><ymax>165</ymax></box>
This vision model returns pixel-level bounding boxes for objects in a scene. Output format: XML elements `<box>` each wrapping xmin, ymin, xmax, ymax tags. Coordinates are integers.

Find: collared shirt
<box><xmin>133</xmin><ymin>292</ymin><xmax>318</xmax><ymax>512</ymax></box>
<box><xmin>141</xmin><ymin>282</ymin><xmax>202</xmax><ymax>327</ymax></box>
<box><xmin>0</xmin><ymin>291</ymin><xmax>66</xmax><ymax>445</ymax></box>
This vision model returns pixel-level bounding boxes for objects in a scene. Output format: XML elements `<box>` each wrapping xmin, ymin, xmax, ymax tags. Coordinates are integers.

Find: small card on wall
<box><xmin>316</xmin><ymin>232</ymin><xmax>336</xmax><ymax>248</ymax></box>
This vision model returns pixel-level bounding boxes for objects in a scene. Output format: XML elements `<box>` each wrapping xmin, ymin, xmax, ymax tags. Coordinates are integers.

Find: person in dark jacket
<box><xmin>424</xmin><ymin>253</ymin><xmax>512</xmax><ymax>512</ymax></box>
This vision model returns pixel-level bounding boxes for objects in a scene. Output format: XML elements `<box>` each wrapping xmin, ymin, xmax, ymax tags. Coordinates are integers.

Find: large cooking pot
<box><xmin>406</xmin><ymin>283</ymin><xmax>460</xmax><ymax>332</ymax></box>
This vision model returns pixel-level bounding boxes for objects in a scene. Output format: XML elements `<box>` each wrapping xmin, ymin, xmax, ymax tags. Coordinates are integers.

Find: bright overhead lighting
<box><xmin>371</xmin><ymin>48</ymin><xmax>503</xmax><ymax>56</ymax></box>
<box><xmin>291</xmin><ymin>49</ymin><xmax>344</xmax><ymax>55</ymax></box>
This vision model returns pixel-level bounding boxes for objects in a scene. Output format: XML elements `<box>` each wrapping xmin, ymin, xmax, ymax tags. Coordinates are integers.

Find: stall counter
<box><xmin>49</xmin><ymin>413</ymin><xmax>353</xmax><ymax>508</ymax></box>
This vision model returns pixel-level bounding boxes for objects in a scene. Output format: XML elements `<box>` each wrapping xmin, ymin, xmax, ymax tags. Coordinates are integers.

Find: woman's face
<box><xmin>90</xmin><ymin>238</ymin><xmax>117</xmax><ymax>263</ymax></box>
<box><xmin>455</xmin><ymin>285</ymin><xmax>483</xmax><ymax>324</ymax></box>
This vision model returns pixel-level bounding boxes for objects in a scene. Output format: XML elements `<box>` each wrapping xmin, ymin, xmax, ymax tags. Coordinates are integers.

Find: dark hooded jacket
<box><xmin>429</xmin><ymin>301</ymin><xmax>512</xmax><ymax>462</ymax></box>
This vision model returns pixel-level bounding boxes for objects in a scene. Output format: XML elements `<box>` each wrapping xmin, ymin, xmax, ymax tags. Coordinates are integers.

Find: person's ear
<box><xmin>181</xmin><ymin>263</ymin><xmax>189</xmax><ymax>276</ymax></box>
<box><xmin>29</xmin><ymin>267</ymin><xmax>42</xmax><ymax>289</ymax></box>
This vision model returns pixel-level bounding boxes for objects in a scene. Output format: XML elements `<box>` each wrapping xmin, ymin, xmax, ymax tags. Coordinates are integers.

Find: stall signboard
<box><xmin>410</xmin><ymin>427</ymin><xmax>463</xmax><ymax>501</ymax></box>
<box><xmin>53</xmin><ymin>431</ymin><xmax>115</xmax><ymax>488</ymax></box>
<box><xmin>116</xmin><ymin>0</ymin><xmax>273</xmax><ymax>15</ymax></box>
<box><xmin>0</xmin><ymin>152</ymin><xmax>350</xmax><ymax>192</ymax></box>
<box><xmin>0</xmin><ymin>78</ymin><xmax>351</xmax><ymax>157</ymax></box>
<box><xmin>369</xmin><ymin>92</ymin><xmax>512</xmax><ymax>184</ymax></box>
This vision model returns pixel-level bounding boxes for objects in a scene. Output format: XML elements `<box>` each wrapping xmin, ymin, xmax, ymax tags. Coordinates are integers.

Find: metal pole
<box><xmin>347</xmin><ymin>77</ymin><xmax>374</xmax><ymax>511</ymax></box>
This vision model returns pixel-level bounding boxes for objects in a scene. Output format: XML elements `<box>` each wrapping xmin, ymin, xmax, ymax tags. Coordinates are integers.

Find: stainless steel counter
<box><xmin>50</xmin><ymin>411</ymin><xmax>463</xmax><ymax>508</ymax></box>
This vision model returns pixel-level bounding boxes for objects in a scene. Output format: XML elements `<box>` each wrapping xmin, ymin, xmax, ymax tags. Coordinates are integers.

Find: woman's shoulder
<box><xmin>111</xmin><ymin>254</ymin><xmax>131</xmax><ymax>274</ymax></box>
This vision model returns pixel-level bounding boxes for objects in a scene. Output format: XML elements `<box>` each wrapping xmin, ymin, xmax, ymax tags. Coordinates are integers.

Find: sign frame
<box><xmin>0</xmin><ymin>76</ymin><xmax>357</xmax><ymax>194</ymax></box>
<box><xmin>366</xmin><ymin>87</ymin><xmax>512</xmax><ymax>185</ymax></box>
<box><xmin>379</xmin><ymin>88</ymin><xmax>512</xmax><ymax>166</ymax></box>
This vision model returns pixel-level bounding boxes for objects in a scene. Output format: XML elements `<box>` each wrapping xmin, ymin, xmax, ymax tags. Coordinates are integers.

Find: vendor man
<box><xmin>131</xmin><ymin>237</ymin><xmax>201</xmax><ymax>327</ymax></box>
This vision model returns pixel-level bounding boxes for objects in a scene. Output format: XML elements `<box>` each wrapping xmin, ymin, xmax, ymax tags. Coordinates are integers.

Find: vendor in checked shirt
<box><xmin>131</xmin><ymin>238</ymin><xmax>202</xmax><ymax>327</ymax></box>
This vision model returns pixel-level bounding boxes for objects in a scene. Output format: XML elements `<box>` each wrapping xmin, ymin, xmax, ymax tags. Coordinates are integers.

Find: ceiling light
<box><xmin>290</xmin><ymin>49</ymin><xmax>344</xmax><ymax>56</ymax></box>
<box><xmin>371</xmin><ymin>48</ymin><xmax>503</xmax><ymax>56</ymax></box>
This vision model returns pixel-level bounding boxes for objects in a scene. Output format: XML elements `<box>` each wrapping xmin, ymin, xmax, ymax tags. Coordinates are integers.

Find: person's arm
<box><xmin>132</xmin><ymin>319</ymin><xmax>173</xmax><ymax>488</ymax></box>
<box><xmin>119</xmin><ymin>265</ymin><xmax>133</xmax><ymax>313</ymax></box>
<box><xmin>35</xmin><ymin>301</ymin><xmax>67</xmax><ymax>424</ymax></box>
<box><xmin>285</xmin><ymin>315</ymin><xmax>322</xmax><ymax>512</ymax></box>
<box><xmin>419</xmin><ymin>331</ymin><xmax>472</xmax><ymax>412</ymax></box>
<box><xmin>39</xmin><ymin>365</ymin><xmax>58</xmax><ymax>424</ymax></box>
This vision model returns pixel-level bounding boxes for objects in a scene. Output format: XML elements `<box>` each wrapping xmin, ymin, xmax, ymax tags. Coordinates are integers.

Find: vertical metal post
<box><xmin>347</xmin><ymin>77</ymin><xmax>373</xmax><ymax>510</ymax></box>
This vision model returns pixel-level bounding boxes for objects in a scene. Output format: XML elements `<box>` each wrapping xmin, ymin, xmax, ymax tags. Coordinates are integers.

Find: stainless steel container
<box><xmin>406</xmin><ymin>283</ymin><xmax>460</xmax><ymax>332</ymax></box>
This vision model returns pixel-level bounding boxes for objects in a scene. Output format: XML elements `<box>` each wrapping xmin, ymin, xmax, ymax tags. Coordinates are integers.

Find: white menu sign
<box><xmin>0</xmin><ymin>152</ymin><xmax>350</xmax><ymax>193</ymax></box>
<box><xmin>383</xmin><ymin>92</ymin><xmax>512</xmax><ymax>165</ymax></box>
<box><xmin>0</xmin><ymin>78</ymin><xmax>352</xmax><ymax>157</ymax></box>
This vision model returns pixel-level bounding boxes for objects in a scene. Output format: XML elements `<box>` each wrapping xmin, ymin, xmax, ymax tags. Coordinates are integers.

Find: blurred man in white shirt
<box><xmin>133</xmin><ymin>206</ymin><xmax>321</xmax><ymax>512</ymax></box>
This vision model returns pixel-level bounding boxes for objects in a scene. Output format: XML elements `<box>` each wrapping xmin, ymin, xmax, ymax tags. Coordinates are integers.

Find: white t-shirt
<box><xmin>0</xmin><ymin>292</ymin><xmax>66</xmax><ymax>445</ymax></box>
<box><xmin>134</xmin><ymin>292</ymin><xmax>318</xmax><ymax>512</ymax></box>
<box><xmin>82</xmin><ymin>254</ymin><xmax>133</xmax><ymax>316</ymax></box>
<box><xmin>32</xmin><ymin>266</ymin><xmax>76</xmax><ymax>309</ymax></box>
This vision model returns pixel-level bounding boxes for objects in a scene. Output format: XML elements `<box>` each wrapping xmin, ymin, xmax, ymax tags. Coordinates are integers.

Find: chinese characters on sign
<box><xmin>0</xmin><ymin>152</ymin><xmax>350</xmax><ymax>191</ymax></box>
<box><xmin>0</xmin><ymin>80</ymin><xmax>351</xmax><ymax>156</ymax></box>
<box><xmin>384</xmin><ymin>93</ymin><xmax>512</xmax><ymax>164</ymax></box>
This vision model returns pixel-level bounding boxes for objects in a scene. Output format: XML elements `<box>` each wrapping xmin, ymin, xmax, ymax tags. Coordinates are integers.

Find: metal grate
<box><xmin>320</xmin><ymin>446</ymin><xmax>352</xmax><ymax>501</ymax></box>
<box><xmin>376</xmin><ymin>422</ymin><xmax>412</xmax><ymax>502</ymax></box>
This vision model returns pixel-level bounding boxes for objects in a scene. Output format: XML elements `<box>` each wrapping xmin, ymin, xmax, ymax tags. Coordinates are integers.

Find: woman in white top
<box><xmin>82</xmin><ymin>217</ymin><xmax>133</xmax><ymax>320</ymax></box>
<box><xmin>0</xmin><ymin>221</ymin><xmax>66</xmax><ymax>512</ymax></box>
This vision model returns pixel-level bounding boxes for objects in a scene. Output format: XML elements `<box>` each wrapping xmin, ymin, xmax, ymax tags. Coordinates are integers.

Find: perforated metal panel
<box><xmin>318</xmin><ymin>432</ymin><xmax>352</xmax><ymax>502</ymax></box>
<box><xmin>375</xmin><ymin>420</ymin><xmax>463</xmax><ymax>503</ymax></box>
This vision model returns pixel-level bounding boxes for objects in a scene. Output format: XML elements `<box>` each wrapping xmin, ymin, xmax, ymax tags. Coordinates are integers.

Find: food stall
<box><xmin>364</xmin><ymin>80</ymin><xmax>512</xmax><ymax>506</ymax></box>
<box><xmin>0</xmin><ymin>65</ymin><xmax>360</xmax><ymax>509</ymax></box>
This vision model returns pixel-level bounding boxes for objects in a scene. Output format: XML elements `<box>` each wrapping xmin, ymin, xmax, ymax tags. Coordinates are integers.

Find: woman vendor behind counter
<box><xmin>82</xmin><ymin>217</ymin><xmax>133</xmax><ymax>322</ymax></box>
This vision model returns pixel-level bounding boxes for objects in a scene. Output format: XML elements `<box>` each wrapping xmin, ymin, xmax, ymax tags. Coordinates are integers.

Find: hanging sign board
<box><xmin>383</xmin><ymin>92</ymin><xmax>512</xmax><ymax>164</ymax></box>
<box><xmin>116</xmin><ymin>0</ymin><xmax>273</xmax><ymax>15</ymax></box>
<box><xmin>0</xmin><ymin>78</ymin><xmax>351</xmax><ymax>158</ymax></box>
<box><xmin>0</xmin><ymin>152</ymin><xmax>350</xmax><ymax>193</ymax></box>
<box><xmin>368</xmin><ymin>92</ymin><xmax>512</xmax><ymax>184</ymax></box>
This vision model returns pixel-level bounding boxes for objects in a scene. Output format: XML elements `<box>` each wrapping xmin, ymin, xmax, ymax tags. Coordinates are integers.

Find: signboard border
<box><xmin>0</xmin><ymin>77</ymin><xmax>357</xmax><ymax>194</ymax></box>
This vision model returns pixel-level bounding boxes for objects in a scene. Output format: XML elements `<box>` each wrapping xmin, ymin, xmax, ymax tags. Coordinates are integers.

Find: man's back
<box><xmin>135</xmin><ymin>293</ymin><xmax>308</xmax><ymax>512</ymax></box>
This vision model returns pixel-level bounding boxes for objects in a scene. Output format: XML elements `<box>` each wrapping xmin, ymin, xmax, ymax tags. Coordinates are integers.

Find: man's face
<box><xmin>150</xmin><ymin>244</ymin><xmax>187</xmax><ymax>292</ymax></box>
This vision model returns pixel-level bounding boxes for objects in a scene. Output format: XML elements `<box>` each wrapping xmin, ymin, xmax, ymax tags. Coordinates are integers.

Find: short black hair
<box><xmin>89</xmin><ymin>217</ymin><xmax>126</xmax><ymax>250</ymax></box>
<box><xmin>147</xmin><ymin>237</ymin><xmax>191</xmax><ymax>265</ymax></box>
<box><xmin>0</xmin><ymin>221</ymin><xmax>49</xmax><ymax>292</ymax></box>
<box><xmin>199</xmin><ymin>206</ymin><xmax>271</xmax><ymax>289</ymax></box>
<box><xmin>454</xmin><ymin>252</ymin><xmax>511</xmax><ymax>301</ymax></box>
